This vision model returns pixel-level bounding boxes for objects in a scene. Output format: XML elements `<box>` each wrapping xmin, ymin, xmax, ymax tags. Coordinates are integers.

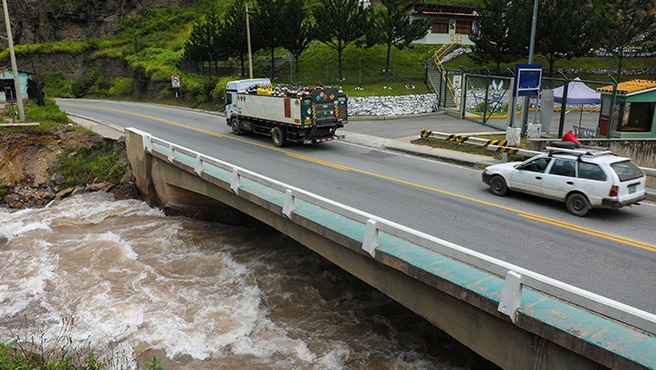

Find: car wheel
<box><xmin>489</xmin><ymin>175</ymin><xmax>508</xmax><ymax>196</ymax></box>
<box><xmin>231</xmin><ymin>118</ymin><xmax>243</xmax><ymax>135</ymax></box>
<box><xmin>271</xmin><ymin>127</ymin><xmax>287</xmax><ymax>147</ymax></box>
<box><xmin>566</xmin><ymin>193</ymin><xmax>590</xmax><ymax>217</ymax></box>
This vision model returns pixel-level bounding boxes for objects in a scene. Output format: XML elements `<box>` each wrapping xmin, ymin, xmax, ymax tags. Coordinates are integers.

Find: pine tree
<box><xmin>470</xmin><ymin>0</ymin><xmax>527</xmax><ymax>73</ymax></box>
<box><xmin>314</xmin><ymin>0</ymin><xmax>368</xmax><ymax>81</ymax></box>
<box><xmin>596</xmin><ymin>0</ymin><xmax>656</xmax><ymax>80</ymax></box>
<box><xmin>368</xmin><ymin>0</ymin><xmax>431</xmax><ymax>77</ymax></box>
<box><xmin>278</xmin><ymin>0</ymin><xmax>314</xmax><ymax>82</ymax></box>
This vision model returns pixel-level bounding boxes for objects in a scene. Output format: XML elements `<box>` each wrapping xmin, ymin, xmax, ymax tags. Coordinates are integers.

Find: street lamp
<box><xmin>2</xmin><ymin>0</ymin><xmax>24</xmax><ymax>121</ymax></box>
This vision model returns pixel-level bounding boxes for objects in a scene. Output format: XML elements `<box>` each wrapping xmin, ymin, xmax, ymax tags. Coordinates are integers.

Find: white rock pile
<box><xmin>348</xmin><ymin>94</ymin><xmax>437</xmax><ymax>116</ymax></box>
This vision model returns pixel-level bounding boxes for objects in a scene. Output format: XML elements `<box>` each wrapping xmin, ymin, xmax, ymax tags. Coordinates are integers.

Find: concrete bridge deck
<box><xmin>126</xmin><ymin>127</ymin><xmax>656</xmax><ymax>370</ymax></box>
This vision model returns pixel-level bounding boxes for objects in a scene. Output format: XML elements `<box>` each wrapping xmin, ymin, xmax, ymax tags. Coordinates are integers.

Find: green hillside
<box><xmin>2</xmin><ymin>1</ymin><xmax>654</xmax><ymax>109</ymax></box>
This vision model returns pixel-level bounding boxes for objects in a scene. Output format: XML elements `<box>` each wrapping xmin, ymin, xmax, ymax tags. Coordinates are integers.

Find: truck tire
<box><xmin>230</xmin><ymin>118</ymin><xmax>243</xmax><ymax>135</ymax></box>
<box><xmin>271</xmin><ymin>127</ymin><xmax>287</xmax><ymax>147</ymax></box>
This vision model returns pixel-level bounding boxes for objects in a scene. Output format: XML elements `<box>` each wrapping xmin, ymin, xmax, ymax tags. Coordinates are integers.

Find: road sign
<box><xmin>171</xmin><ymin>75</ymin><xmax>180</xmax><ymax>89</ymax></box>
<box><xmin>512</xmin><ymin>64</ymin><xmax>542</xmax><ymax>97</ymax></box>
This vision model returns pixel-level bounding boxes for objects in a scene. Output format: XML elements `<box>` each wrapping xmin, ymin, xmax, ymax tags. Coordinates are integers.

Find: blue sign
<box><xmin>513</xmin><ymin>64</ymin><xmax>542</xmax><ymax>97</ymax></box>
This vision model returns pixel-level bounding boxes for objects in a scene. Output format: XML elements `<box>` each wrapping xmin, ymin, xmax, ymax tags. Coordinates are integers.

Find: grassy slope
<box><xmin>2</xmin><ymin>0</ymin><xmax>654</xmax><ymax>103</ymax></box>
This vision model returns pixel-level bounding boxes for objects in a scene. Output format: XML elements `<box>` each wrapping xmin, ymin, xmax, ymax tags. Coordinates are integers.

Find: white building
<box><xmin>407</xmin><ymin>3</ymin><xmax>478</xmax><ymax>46</ymax></box>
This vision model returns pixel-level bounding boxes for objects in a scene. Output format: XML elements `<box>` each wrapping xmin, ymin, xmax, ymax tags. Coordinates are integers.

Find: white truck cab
<box><xmin>225</xmin><ymin>78</ymin><xmax>272</xmax><ymax>118</ymax></box>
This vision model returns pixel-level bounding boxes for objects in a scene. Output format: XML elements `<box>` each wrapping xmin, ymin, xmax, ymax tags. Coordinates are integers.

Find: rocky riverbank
<box><xmin>0</xmin><ymin>127</ymin><xmax>140</xmax><ymax>209</ymax></box>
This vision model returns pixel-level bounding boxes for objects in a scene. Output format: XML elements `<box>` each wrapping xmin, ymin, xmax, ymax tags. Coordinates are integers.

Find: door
<box><xmin>541</xmin><ymin>159</ymin><xmax>577</xmax><ymax>200</ymax></box>
<box><xmin>509</xmin><ymin>157</ymin><xmax>552</xmax><ymax>195</ymax></box>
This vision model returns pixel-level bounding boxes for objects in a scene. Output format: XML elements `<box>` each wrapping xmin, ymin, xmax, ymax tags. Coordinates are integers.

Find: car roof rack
<box><xmin>545</xmin><ymin>144</ymin><xmax>614</xmax><ymax>157</ymax></box>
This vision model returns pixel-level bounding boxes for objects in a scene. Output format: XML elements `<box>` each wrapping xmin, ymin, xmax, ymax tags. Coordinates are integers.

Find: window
<box><xmin>519</xmin><ymin>157</ymin><xmax>551</xmax><ymax>173</ymax></box>
<box><xmin>226</xmin><ymin>91</ymin><xmax>233</xmax><ymax>105</ymax></box>
<box><xmin>432</xmin><ymin>20</ymin><xmax>449</xmax><ymax>34</ymax></box>
<box><xmin>611</xmin><ymin>160</ymin><xmax>644</xmax><ymax>182</ymax></box>
<box><xmin>456</xmin><ymin>20</ymin><xmax>472</xmax><ymax>34</ymax></box>
<box><xmin>549</xmin><ymin>159</ymin><xmax>576</xmax><ymax>177</ymax></box>
<box><xmin>577</xmin><ymin>162</ymin><xmax>606</xmax><ymax>181</ymax></box>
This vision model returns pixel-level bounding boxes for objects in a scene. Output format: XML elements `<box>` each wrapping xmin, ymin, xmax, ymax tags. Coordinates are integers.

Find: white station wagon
<box><xmin>482</xmin><ymin>143</ymin><xmax>647</xmax><ymax>216</ymax></box>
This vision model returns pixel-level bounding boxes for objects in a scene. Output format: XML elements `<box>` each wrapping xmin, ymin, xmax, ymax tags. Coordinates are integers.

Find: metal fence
<box><xmin>433</xmin><ymin>70</ymin><xmax>619</xmax><ymax>138</ymax></box>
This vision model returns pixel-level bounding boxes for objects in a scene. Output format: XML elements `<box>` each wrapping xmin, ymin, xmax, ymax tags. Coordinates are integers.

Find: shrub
<box><xmin>108</xmin><ymin>77</ymin><xmax>134</xmax><ymax>97</ymax></box>
<box><xmin>71</xmin><ymin>71</ymin><xmax>100</xmax><ymax>98</ymax></box>
<box><xmin>55</xmin><ymin>142</ymin><xmax>126</xmax><ymax>188</ymax></box>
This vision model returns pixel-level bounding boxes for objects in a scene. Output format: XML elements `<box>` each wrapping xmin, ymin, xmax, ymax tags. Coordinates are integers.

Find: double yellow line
<box><xmin>61</xmin><ymin>102</ymin><xmax>656</xmax><ymax>253</ymax></box>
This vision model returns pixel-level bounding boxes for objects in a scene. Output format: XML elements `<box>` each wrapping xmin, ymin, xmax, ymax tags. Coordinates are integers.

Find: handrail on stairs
<box><xmin>430</xmin><ymin>33</ymin><xmax>463</xmax><ymax>109</ymax></box>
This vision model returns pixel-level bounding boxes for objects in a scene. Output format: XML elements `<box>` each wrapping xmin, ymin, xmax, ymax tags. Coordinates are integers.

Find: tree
<box><xmin>252</xmin><ymin>0</ymin><xmax>286</xmax><ymax>79</ymax></box>
<box><xmin>183</xmin><ymin>7</ymin><xmax>222</xmax><ymax>74</ymax></box>
<box><xmin>220</xmin><ymin>0</ymin><xmax>250</xmax><ymax>76</ymax></box>
<box><xmin>313</xmin><ymin>0</ymin><xmax>368</xmax><ymax>81</ymax></box>
<box><xmin>368</xmin><ymin>0</ymin><xmax>431</xmax><ymax>77</ymax></box>
<box><xmin>469</xmin><ymin>0</ymin><xmax>527</xmax><ymax>73</ymax></box>
<box><xmin>535</xmin><ymin>0</ymin><xmax>596</xmax><ymax>76</ymax></box>
<box><xmin>278</xmin><ymin>0</ymin><xmax>314</xmax><ymax>81</ymax></box>
<box><xmin>596</xmin><ymin>0</ymin><xmax>656</xmax><ymax>81</ymax></box>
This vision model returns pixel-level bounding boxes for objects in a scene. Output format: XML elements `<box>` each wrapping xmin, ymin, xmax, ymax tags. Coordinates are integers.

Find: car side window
<box><xmin>578</xmin><ymin>162</ymin><xmax>606</xmax><ymax>181</ymax></box>
<box><xmin>549</xmin><ymin>159</ymin><xmax>576</xmax><ymax>177</ymax></box>
<box><xmin>520</xmin><ymin>157</ymin><xmax>551</xmax><ymax>173</ymax></box>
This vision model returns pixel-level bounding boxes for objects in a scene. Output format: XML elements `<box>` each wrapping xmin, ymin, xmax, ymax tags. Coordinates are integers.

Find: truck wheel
<box><xmin>271</xmin><ymin>127</ymin><xmax>287</xmax><ymax>147</ymax></box>
<box><xmin>230</xmin><ymin>118</ymin><xmax>243</xmax><ymax>135</ymax></box>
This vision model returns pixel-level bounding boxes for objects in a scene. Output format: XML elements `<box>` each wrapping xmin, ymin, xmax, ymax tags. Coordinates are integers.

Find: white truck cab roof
<box><xmin>226</xmin><ymin>78</ymin><xmax>272</xmax><ymax>93</ymax></box>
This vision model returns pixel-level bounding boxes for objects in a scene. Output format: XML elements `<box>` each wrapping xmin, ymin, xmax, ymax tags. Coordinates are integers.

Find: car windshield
<box><xmin>611</xmin><ymin>160</ymin><xmax>644</xmax><ymax>182</ymax></box>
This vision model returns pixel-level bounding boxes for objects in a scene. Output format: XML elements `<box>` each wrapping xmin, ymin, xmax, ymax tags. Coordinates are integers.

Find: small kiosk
<box><xmin>597</xmin><ymin>79</ymin><xmax>656</xmax><ymax>138</ymax></box>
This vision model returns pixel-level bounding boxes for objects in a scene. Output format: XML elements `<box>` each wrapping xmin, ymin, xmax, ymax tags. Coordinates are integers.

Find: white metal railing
<box><xmin>131</xmin><ymin>128</ymin><xmax>656</xmax><ymax>336</ymax></box>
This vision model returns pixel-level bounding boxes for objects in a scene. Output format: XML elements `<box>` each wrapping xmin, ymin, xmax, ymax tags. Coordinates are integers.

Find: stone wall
<box><xmin>348</xmin><ymin>94</ymin><xmax>437</xmax><ymax>116</ymax></box>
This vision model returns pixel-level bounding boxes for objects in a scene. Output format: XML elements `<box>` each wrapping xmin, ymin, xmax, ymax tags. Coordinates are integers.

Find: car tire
<box><xmin>231</xmin><ymin>118</ymin><xmax>243</xmax><ymax>135</ymax></box>
<box><xmin>271</xmin><ymin>127</ymin><xmax>287</xmax><ymax>147</ymax></box>
<box><xmin>566</xmin><ymin>193</ymin><xmax>591</xmax><ymax>217</ymax></box>
<box><xmin>489</xmin><ymin>175</ymin><xmax>508</xmax><ymax>196</ymax></box>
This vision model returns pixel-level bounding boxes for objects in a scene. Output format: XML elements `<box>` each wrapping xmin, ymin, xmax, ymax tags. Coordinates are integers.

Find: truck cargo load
<box><xmin>225</xmin><ymin>79</ymin><xmax>348</xmax><ymax>147</ymax></box>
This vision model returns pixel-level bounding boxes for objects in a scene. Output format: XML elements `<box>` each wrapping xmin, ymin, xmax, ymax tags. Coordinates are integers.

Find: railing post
<box><xmin>283</xmin><ymin>189</ymin><xmax>296</xmax><ymax>219</ymax></box>
<box><xmin>194</xmin><ymin>154</ymin><xmax>204</xmax><ymax>176</ymax></box>
<box><xmin>230</xmin><ymin>168</ymin><xmax>241</xmax><ymax>194</ymax></box>
<box><xmin>167</xmin><ymin>143</ymin><xmax>175</xmax><ymax>162</ymax></box>
<box><xmin>362</xmin><ymin>219</ymin><xmax>379</xmax><ymax>257</ymax></box>
<box><xmin>498</xmin><ymin>270</ymin><xmax>523</xmax><ymax>323</ymax></box>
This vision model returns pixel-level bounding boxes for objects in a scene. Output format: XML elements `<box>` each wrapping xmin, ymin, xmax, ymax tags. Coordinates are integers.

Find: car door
<box><xmin>509</xmin><ymin>157</ymin><xmax>552</xmax><ymax>195</ymax></box>
<box><xmin>541</xmin><ymin>158</ymin><xmax>577</xmax><ymax>200</ymax></box>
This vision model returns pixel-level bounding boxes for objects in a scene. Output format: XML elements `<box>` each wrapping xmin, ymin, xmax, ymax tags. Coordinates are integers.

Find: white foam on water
<box><xmin>0</xmin><ymin>193</ymin><xmax>459</xmax><ymax>369</ymax></box>
<box><xmin>0</xmin><ymin>208</ymin><xmax>51</xmax><ymax>239</ymax></box>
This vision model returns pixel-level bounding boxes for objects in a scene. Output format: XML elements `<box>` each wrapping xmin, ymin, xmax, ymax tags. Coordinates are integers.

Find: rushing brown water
<box><xmin>0</xmin><ymin>193</ymin><xmax>493</xmax><ymax>369</ymax></box>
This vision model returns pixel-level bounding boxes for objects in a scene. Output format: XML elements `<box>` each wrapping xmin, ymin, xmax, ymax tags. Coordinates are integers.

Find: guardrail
<box><xmin>133</xmin><ymin>128</ymin><xmax>656</xmax><ymax>336</ymax></box>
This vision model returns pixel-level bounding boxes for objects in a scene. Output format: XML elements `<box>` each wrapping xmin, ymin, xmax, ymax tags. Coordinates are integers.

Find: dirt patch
<box><xmin>0</xmin><ymin>127</ymin><xmax>139</xmax><ymax>208</ymax></box>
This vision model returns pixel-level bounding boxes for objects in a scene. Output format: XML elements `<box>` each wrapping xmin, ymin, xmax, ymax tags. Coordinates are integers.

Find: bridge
<box><xmin>125</xmin><ymin>126</ymin><xmax>656</xmax><ymax>370</ymax></box>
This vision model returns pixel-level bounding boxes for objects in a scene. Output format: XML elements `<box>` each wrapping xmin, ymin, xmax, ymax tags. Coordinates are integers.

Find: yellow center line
<box><xmin>62</xmin><ymin>102</ymin><xmax>656</xmax><ymax>252</ymax></box>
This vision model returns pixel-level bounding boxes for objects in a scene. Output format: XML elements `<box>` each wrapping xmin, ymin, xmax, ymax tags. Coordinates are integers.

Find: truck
<box><xmin>225</xmin><ymin>78</ymin><xmax>348</xmax><ymax>147</ymax></box>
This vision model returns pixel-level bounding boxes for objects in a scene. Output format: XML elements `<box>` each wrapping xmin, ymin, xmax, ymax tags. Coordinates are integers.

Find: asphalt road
<box><xmin>58</xmin><ymin>99</ymin><xmax>656</xmax><ymax>315</ymax></box>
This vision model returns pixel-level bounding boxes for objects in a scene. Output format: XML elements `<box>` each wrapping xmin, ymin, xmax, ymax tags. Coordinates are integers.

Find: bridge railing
<box><xmin>134</xmin><ymin>128</ymin><xmax>656</xmax><ymax>337</ymax></box>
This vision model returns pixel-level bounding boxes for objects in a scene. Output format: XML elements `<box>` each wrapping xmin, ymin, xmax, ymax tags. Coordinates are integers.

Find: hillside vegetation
<box><xmin>2</xmin><ymin>0</ymin><xmax>654</xmax><ymax>110</ymax></box>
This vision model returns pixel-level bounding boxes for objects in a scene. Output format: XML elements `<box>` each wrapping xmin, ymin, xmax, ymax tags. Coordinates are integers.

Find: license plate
<box><xmin>629</xmin><ymin>184</ymin><xmax>637</xmax><ymax>194</ymax></box>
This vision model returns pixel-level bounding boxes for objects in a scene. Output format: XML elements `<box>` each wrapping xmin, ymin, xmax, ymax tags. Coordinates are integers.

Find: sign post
<box><xmin>171</xmin><ymin>75</ymin><xmax>180</xmax><ymax>98</ymax></box>
<box><xmin>507</xmin><ymin>64</ymin><xmax>542</xmax><ymax>146</ymax></box>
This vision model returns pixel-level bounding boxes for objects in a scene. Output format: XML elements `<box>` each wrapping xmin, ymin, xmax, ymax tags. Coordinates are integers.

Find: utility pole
<box><xmin>520</xmin><ymin>0</ymin><xmax>539</xmax><ymax>134</ymax></box>
<box><xmin>246</xmin><ymin>3</ymin><xmax>253</xmax><ymax>79</ymax></box>
<box><xmin>2</xmin><ymin>0</ymin><xmax>24</xmax><ymax>121</ymax></box>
